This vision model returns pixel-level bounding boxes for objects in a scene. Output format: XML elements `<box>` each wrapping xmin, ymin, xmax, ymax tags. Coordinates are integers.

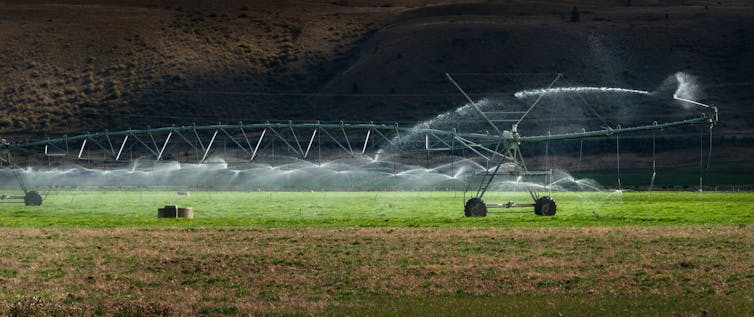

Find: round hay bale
<box><xmin>177</xmin><ymin>207</ymin><xmax>193</xmax><ymax>219</ymax></box>
<box><xmin>158</xmin><ymin>205</ymin><xmax>177</xmax><ymax>218</ymax></box>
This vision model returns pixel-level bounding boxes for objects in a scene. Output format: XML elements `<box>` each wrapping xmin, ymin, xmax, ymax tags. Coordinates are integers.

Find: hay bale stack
<box><xmin>158</xmin><ymin>205</ymin><xmax>194</xmax><ymax>218</ymax></box>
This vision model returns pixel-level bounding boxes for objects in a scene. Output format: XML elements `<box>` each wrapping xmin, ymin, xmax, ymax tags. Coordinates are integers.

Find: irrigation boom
<box><xmin>0</xmin><ymin>108</ymin><xmax>716</xmax><ymax>210</ymax></box>
<box><xmin>0</xmin><ymin>73</ymin><xmax>719</xmax><ymax>215</ymax></box>
<box><xmin>3</xmin><ymin>112</ymin><xmax>714</xmax><ymax>150</ymax></box>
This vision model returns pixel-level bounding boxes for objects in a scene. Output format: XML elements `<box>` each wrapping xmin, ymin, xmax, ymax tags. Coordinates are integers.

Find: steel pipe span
<box><xmin>4</xmin><ymin>112</ymin><xmax>714</xmax><ymax>151</ymax></box>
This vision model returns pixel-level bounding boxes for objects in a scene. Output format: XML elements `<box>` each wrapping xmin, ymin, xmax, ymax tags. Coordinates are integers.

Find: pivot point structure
<box><xmin>445</xmin><ymin>73</ymin><xmax>718</xmax><ymax>217</ymax></box>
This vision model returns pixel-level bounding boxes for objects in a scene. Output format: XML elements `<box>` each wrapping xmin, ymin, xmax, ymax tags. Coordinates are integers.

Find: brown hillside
<box><xmin>0</xmin><ymin>1</ymin><xmax>751</xmax><ymax>139</ymax></box>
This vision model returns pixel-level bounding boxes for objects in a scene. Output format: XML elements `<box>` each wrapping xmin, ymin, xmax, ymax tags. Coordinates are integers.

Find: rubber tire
<box><xmin>24</xmin><ymin>191</ymin><xmax>43</xmax><ymax>206</ymax></box>
<box><xmin>464</xmin><ymin>197</ymin><xmax>488</xmax><ymax>217</ymax></box>
<box><xmin>534</xmin><ymin>196</ymin><xmax>556</xmax><ymax>216</ymax></box>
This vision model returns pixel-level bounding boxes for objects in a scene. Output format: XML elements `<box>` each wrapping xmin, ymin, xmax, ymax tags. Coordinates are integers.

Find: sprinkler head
<box><xmin>711</xmin><ymin>106</ymin><xmax>718</xmax><ymax>127</ymax></box>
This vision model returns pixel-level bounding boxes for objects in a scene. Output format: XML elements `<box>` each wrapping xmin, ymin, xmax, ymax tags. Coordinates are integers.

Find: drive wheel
<box><xmin>534</xmin><ymin>196</ymin><xmax>556</xmax><ymax>216</ymax></box>
<box><xmin>464</xmin><ymin>197</ymin><xmax>487</xmax><ymax>217</ymax></box>
<box><xmin>24</xmin><ymin>191</ymin><xmax>43</xmax><ymax>206</ymax></box>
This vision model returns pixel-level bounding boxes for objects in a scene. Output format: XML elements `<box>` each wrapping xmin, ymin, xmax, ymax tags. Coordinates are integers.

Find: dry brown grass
<box><xmin>0</xmin><ymin>1</ymin><xmax>390</xmax><ymax>134</ymax></box>
<box><xmin>0</xmin><ymin>226</ymin><xmax>751</xmax><ymax>315</ymax></box>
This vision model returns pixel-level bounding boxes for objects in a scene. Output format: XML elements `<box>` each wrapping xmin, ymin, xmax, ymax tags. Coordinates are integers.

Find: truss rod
<box><xmin>156</xmin><ymin>132</ymin><xmax>173</xmax><ymax>161</ymax></box>
<box><xmin>129</xmin><ymin>133</ymin><xmax>160</xmax><ymax>158</ymax></box>
<box><xmin>516</xmin><ymin>73</ymin><xmax>562</xmax><ymax>127</ymax></box>
<box><xmin>362</xmin><ymin>129</ymin><xmax>371</xmax><ymax>154</ymax></box>
<box><xmin>340</xmin><ymin>124</ymin><xmax>354</xmax><ymax>156</ymax></box>
<box><xmin>304</xmin><ymin>129</ymin><xmax>318</xmax><ymax>158</ymax></box>
<box><xmin>320</xmin><ymin>128</ymin><xmax>356</xmax><ymax>158</ymax></box>
<box><xmin>239</xmin><ymin>126</ymin><xmax>253</xmax><ymax>154</ymax></box>
<box><xmin>86</xmin><ymin>135</ymin><xmax>112</xmax><ymax>158</ymax></box>
<box><xmin>105</xmin><ymin>132</ymin><xmax>115</xmax><ymax>156</ymax></box>
<box><xmin>193</xmin><ymin>127</ymin><xmax>206</xmax><ymax>152</ymax></box>
<box><xmin>200</xmin><ymin>130</ymin><xmax>218</xmax><ymax>163</ymax></box>
<box><xmin>220</xmin><ymin>128</ymin><xmax>251</xmax><ymax>156</ymax></box>
<box><xmin>146</xmin><ymin>128</ymin><xmax>164</xmax><ymax>156</ymax></box>
<box><xmin>428</xmin><ymin>132</ymin><xmax>453</xmax><ymax>151</ymax></box>
<box><xmin>173</xmin><ymin>130</ymin><xmax>198</xmax><ymax>151</ymax></box>
<box><xmin>6</xmin><ymin>113</ymin><xmax>715</xmax><ymax>154</ymax></box>
<box><xmin>77</xmin><ymin>139</ymin><xmax>88</xmax><ymax>159</ymax></box>
<box><xmin>454</xmin><ymin>137</ymin><xmax>489</xmax><ymax>161</ymax></box>
<box><xmin>250</xmin><ymin>129</ymin><xmax>266</xmax><ymax>162</ymax></box>
<box><xmin>288</xmin><ymin>122</ymin><xmax>305</xmax><ymax>156</ymax></box>
<box><xmin>268</xmin><ymin>126</ymin><xmax>303</xmax><ymax>157</ymax></box>
<box><xmin>454</xmin><ymin>136</ymin><xmax>508</xmax><ymax>158</ymax></box>
<box><xmin>115</xmin><ymin>135</ymin><xmax>129</xmax><ymax>161</ymax></box>
<box><xmin>371</xmin><ymin>128</ymin><xmax>397</xmax><ymax>148</ymax></box>
<box><xmin>445</xmin><ymin>73</ymin><xmax>503</xmax><ymax>135</ymax></box>
<box><xmin>44</xmin><ymin>144</ymin><xmax>66</xmax><ymax>157</ymax></box>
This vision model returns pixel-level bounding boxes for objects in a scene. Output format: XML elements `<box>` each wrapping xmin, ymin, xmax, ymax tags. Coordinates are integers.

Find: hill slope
<box><xmin>1</xmin><ymin>1</ymin><xmax>752</xmax><ymax>169</ymax></box>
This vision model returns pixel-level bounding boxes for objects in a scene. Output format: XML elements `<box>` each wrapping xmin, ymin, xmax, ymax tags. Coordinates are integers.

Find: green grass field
<box><xmin>0</xmin><ymin>190</ymin><xmax>751</xmax><ymax>227</ymax></box>
<box><xmin>0</xmin><ymin>190</ymin><xmax>752</xmax><ymax>316</ymax></box>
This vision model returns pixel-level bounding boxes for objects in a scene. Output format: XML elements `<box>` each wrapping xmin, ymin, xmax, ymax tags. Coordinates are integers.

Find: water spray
<box><xmin>514</xmin><ymin>86</ymin><xmax>651</xmax><ymax>99</ymax></box>
<box><xmin>673</xmin><ymin>95</ymin><xmax>712</xmax><ymax>109</ymax></box>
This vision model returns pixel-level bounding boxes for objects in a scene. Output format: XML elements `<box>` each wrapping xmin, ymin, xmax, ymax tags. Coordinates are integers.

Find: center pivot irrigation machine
<box><xmin>1</xmin><ymin>73</ymin><xmax>718</xmax><ymax>216</ymax></box>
